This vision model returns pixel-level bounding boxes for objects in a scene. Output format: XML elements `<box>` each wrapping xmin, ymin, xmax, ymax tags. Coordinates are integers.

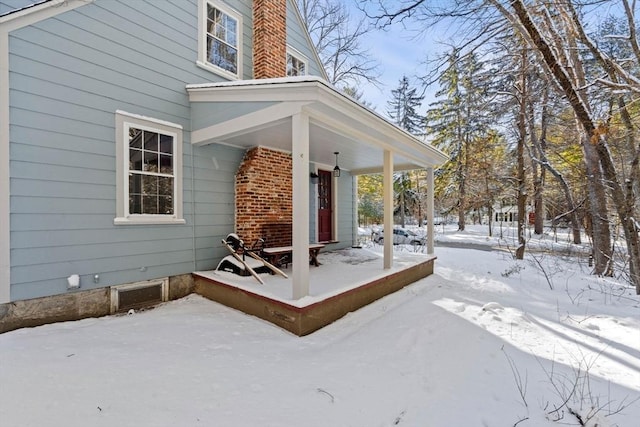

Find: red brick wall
<box><xmin>236</xmin><ymin>147</ymin><xmax>292</xmax><ymax>248</ymax></box>
<box><xmin>253</xmin><ymin>0</ymin><xmax>287</xmax><ymax>79</ymax></box>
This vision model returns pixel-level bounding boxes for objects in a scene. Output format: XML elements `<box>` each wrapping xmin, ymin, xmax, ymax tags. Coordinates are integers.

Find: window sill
<box><xmin>196</xmin><ymin>60</ymin><xmax>239</xmax><ymax>80</ymax></box>
<box><xmin>114</xmin><ymin>216</ymin><xmax>186</xmax><ymax>226</ymax></box>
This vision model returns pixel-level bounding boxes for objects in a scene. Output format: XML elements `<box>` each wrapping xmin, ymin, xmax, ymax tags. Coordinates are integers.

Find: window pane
<box><xmin>129</xmin><ymin>173</ymin><xmax>142</xmax><ymax>194</ymax></box>
<box><xmin>129</xmin><ymin>128</ymin><xmax>143</xmax><ymax>148</ymax></box>
<box><xmin>129</xmin><ymin>193</ymin><xmax>142</xmax><ymax>215</ymax></box>
<box><xmin>214</xmin><ymin>22</ymin><xmax>226</xmax><ymax>40</ymax></box>
<box><xmin>287</xmin><ymin>55</ymin><xmax>293</xmax><ymax>76</ymax></box>
<box><xmin>143</xmin><ymin>195</ymin><xmax>158</xmax><ymax>214</ymax></box>
<box><xmin>124</xmin><ymin>121</ymin><xmax>177</xmax><ymax>217</ymax></box>
<box><xmin>143</xmin><ymin>150</ymin><xmax>158</xmax><ymax>172</ymax></box>
<box><xmin>159</xmin><ymin>154</ymin><xmax>173</xmax><ymax>174</ymax></box>
<box><xmin>159</xmin><ymin>196</ymin><xmax>174</xmax><ymax>215</ymax></box>
<box><xmin>208</xmin><ymin>38</ymin><xmax>237</xmax><ymax>73</ymax></box>
<box><xmin>144</xmin><ymin>131</ymin><xmax>158</xmax><ymax>151</ymax></box>
<box><xmin>129</xmin><ymin>148</ymin><xmax>142</xmax><ymax>171</ymax></box>
<box><xmin>159</xmin><ymin>134</ymin><xmax>173</xmax><ymax>154</ymax></box>
<box><xmin>205</xmin><ymin>5</ymin><xmax>238</xmax><ymax>74</ymax></box>
<box><xmin>158</xmin><ymin>176</ymin><xmax>173</xmax><ymax>197</ymax></box>
<box><xmin>225</xmin><ymin>16</ymin><xmax>237</xmax><ymax>46</ymax></box>
<box><xmin>142</xmin><ymin>175</ymin><xmax>158</xmax><ymax>196</ymax></box>
<box><xmin>207</xmin><ymin>4</ymin><xmax>219</xmax><ymax>23</ymax></box>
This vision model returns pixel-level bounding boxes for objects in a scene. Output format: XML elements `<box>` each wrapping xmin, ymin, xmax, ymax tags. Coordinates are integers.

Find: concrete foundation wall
<box><xmin>0</xmin><ymin>274</ymin><xmax>195</xmax><ymax>334</ymax></box>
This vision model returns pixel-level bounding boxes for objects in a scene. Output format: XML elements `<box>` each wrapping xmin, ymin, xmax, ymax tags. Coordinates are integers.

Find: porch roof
<box><xmin>186</xmin><ymin>76</ymin><xmax>447</xmax><ymax>175</ymax></box>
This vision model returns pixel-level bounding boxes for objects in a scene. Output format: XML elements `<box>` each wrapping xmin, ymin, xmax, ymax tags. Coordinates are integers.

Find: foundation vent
<box><xmin>110</xmin><ymin>278</ymin><xmax>169</xmax><ymax>313</ymax></box>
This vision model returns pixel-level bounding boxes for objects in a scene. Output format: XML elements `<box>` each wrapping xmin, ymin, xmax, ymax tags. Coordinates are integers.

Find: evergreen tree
<box><xmin>426</xmin><ymin>50</ymin><xmax>490</xmax><ymax>231</ymax></box>
<box><xmin>387</xmin><ymin>76</ymin><xmax>425</xmax><ymax>227</ymax></box>
<box><xmin>387</xmin><ymin>76</ymin><xmax>425</xmax><ymax>135</ymax></box>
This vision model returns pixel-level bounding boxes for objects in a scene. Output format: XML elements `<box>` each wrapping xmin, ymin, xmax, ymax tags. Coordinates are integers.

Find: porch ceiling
<box><xmin>186</xmin><ymin>76</ymin><xmax>448</xmax><ymax>175</ymax></box>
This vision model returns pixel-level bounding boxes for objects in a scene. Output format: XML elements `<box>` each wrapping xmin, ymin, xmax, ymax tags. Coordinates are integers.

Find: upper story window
<box><xmin>198</xmin><ymin>0</ymin><xmax>242</xmax><ymax>79</ymax></box>
<box><xmin>287</xmin><ymin>47</ymin><xmax>307</xmax><ymax>77</ymax></box>
<box><xmin>115</xmin><ymin>111</ymin><xmax>185</xmax><ymax>225</ymax></box>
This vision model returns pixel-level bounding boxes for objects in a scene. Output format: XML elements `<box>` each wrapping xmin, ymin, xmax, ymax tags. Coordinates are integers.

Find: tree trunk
<box><xmin>515</xmin><ymin>46</ymin><xmax>527</xmax><ymax>260</ymax></box>
<box><xmin>457</xmin><ymin>132</ymin><xmax>467</xmax><ymax>232</ymax></box>
<box><xmin>529</xmin><ymin>80</ymin><xmax>581</xmax><ymax>244</ymax></box>
<box><xmin>510</xmin><ymin>0</ymin><xmax>639</xmax><ymax>292</ymax></box>
<box><xmin>580</xmin><ymin>129</ymin><xmax>613</xmax><ymax>275</ymax></box>
<box><xmin>594</xmin><ymin>135</ymin><xmax>640</xmax><ymax>293</ymax></box>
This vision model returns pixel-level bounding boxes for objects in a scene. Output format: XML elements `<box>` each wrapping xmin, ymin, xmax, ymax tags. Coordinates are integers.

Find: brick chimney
<box><xmin>253</xmin><ymin>0</ymin><xmax>287</xmax><ymax>79</ymax></box>
<box><xmin>235</xmin><ymin>147</ymin><xmax>293</xmax><ymax>248</ymax></box>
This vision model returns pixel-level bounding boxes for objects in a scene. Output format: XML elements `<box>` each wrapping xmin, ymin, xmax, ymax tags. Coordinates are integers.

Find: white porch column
<box><xmin>291</xmin><ymin>112</ymin><xmax>310</xmax><ymax>299</ymax></box>
<box><xmin>352</xmin><ymin>175</ymin><xmax>358</xmax><ymax>246</ymax></box>
<box><xmin>383</xmin><ymin>150</ymin><xmax>393</xmax><ymax>269</ymax></box>
<box><xmin>426</xmin><ymin>167</ymin><xmax>435</xmax><ymax>255</ymax></box>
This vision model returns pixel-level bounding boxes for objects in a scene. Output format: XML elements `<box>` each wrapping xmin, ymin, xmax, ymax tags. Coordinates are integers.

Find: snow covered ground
<box><xmin>1</xmin><ymin>225</ymin><xmax>638</xmax><ymax>427</ymax></box>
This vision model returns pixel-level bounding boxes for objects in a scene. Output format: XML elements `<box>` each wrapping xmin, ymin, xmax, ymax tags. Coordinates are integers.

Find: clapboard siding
<box><xmin>12</xmin><ymin>226</ymin><xmax>192</xmax><ymax>249</ymax></box>
<box><xmin>11</xmin><ymin>178</ymin><xmax>114</xmax><ymax>200</ymax></box>
<box><xmin>336</xmin><ymin>174</ymin><xmax>354</xmax><ymax>248</ymax></box>
<box><xmin>11</xmin><ymin>142</ymin><xmax>114</xmax><ymax>172</ymax></box>
<box><xmin>11</xmin><ymin>164</ymin><xmax>114</xmax><ymax>187</ymax></box>
<box><xmin>12</xmin><ymin>237</ymin><xmax>195</xmax><ymax>267</ymax></box>
<box><xmin>11</xmin><ymin>126</ymin><xmax>115</xmax><ymax>157</ymax></box>
<box><xmin>11</xmin><ymin>248</ymin><xmax>196</xmax><ymax>283</ymax></box>
<box><xmin>9</xmin><ymin>43</ymin><xmax>190</xmax><ymax>120</ymax></box>
<box><xmin>11</xmin><ymin>253</ymin><xmax>195</xmax><ymax>301</ymax></box>
<box><xmin>286</xmin><ymin>0</ymin><xmax>324</xmax><ymax>77</ymax></box>
<box><xmin>7</xmin><ymin>0</ymin><xmax>217</xmax><ymax>300</ymax></box>
<box><xmin>190</xmin><ymin>143</ymin><xmax>242</xmax><ymax>272</ymax></box>
<box><xmin>11</xmin><ymin>196</ymin><xmax>114</xmax><ymax>215</ymax></box>
<box><xmin>7</xmin><ymin>0</ymin><xmax>327</xmax><ymax>301</ymax></box>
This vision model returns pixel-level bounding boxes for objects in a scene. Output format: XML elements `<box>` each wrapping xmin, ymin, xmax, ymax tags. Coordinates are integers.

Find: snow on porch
<box><xmin>193</xmin><ymin>246</ymin><xmax>436</xmax><ymax>335</ymax></box>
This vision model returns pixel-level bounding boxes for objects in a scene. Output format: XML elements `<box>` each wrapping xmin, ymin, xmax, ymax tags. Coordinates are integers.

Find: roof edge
<box><xmin>0</xmin><ymin>0</ymin><xmax>91</xmax><ymax>29</ymax></box>
<box><xmin>186</xmin><ymin>77</ymin><xmax>448</xmax><ymax>165</ymax></box>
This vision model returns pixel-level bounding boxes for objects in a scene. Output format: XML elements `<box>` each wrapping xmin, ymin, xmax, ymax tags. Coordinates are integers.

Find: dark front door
<box><xmin>318</xmin><ymin>170</ymin><xmax>332</xmax><ymax>242</ymax></box>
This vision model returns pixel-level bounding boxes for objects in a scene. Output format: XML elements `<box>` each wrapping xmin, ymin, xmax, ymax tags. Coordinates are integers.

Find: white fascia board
<box><xmin>187</xmin><ymin>77</ymin><xmax>448</xmax><ymax>165</ymax></box>
<box><xmin>313</xmin><ymin>87</ymin><xmax>449</xmax><ymax>165</ymax></box>
<box><xmin>350</xmin><ymin>163</ymin><xmax>425</xmax><ymax>176</ymax></box>
<box><xmin>0</xmin><ymin>0</ymin><xmax>92</xmax><ymax>30</ymax></box>
<box><xmin>186</xmin><ymin>75</ymin><xmax>324</xmax><ymax>90</ymax></box>
<box><xmin>308</xmin><ymin>107</ymin><xmax>441</xmax><ymax>169</ymax></box>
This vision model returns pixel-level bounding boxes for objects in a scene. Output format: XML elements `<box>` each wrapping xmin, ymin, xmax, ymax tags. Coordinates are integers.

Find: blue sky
<box><xmin>354</xmin><ymin>0</ymin><xmax>628</xmax><ymax>120</ymax></box>
<box><xmin>350</xmin><ymin>5</ymin><xmax>451</xmax><ymax>119</ymax></box>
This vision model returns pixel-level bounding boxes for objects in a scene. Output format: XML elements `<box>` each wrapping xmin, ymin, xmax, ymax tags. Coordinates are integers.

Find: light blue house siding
<box><xmin>7</xmin><ymin>0</ymin><xmax>236</xmax><ymax>301</ymax></box>
<box><xmin>286</xmin><ymin>1</ymin><xmax>324</xmax><ymax>77</ymax></box>
<box><xmin>337</xmin><ymin>176</ymin><xmax>355</xmax><ymax>246</ymax></box>
<box><xmin>7</xmin><ymin>0</ymin><xmax>338</xmax><ymax>302</ymax></box>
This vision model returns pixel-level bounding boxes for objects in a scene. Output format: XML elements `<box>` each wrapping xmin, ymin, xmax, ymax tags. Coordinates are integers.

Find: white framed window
<box><xmin>114</xmin><ymin>111</ymin><xmax>185</xmax><ymax>225</ymax></box>
<box><xmin>287</xmin><ymin>47</ymin><xmax>307</xmax><ymax>77</ymax></box>
<box><xmin>197</xmin><ymin>0</ymin><xmax>242</xmax><ymax>79</ymax></box>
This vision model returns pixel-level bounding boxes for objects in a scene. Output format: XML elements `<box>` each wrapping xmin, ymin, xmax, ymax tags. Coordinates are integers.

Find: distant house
<box><xmin>0</xmin><ymin>0</ymin><xmax>447</xmax><ymax>332</ymax></box>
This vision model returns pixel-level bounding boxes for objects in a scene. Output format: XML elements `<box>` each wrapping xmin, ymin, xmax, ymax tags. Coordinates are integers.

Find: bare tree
<box><xmin>297</xmin><ymin>0</ymin><xmax>380</xmax><ymax>87</ymax></box>
<box><xmin>505</xmin><ymin>0</ymin><xmax>639</xmax><ymax>289</ymax></box>
<box><xmin>527</xmin><ymin>84</ymin><xmax>582</xmax><ymax>245</ymax></box>
<box><xmin>364</xmin><ymin>0</ymin><xmax>640</xmax><ymax>293</ymax></box>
